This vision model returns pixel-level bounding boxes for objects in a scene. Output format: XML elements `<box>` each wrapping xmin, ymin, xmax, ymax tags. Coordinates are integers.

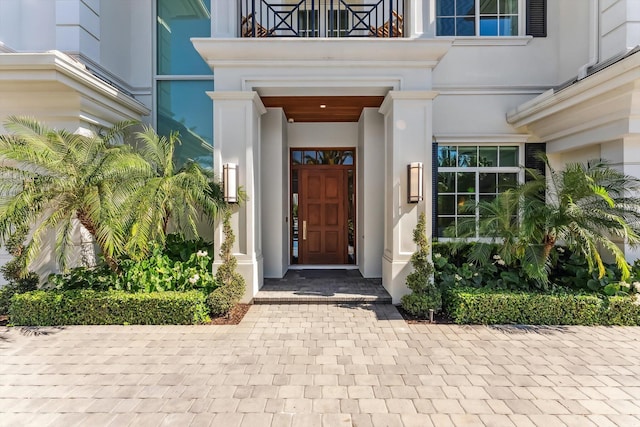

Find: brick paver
<box><xmin>1</xmin><ymin>304</ymin><xmax>640</xmax><ymax>426</ymax></box>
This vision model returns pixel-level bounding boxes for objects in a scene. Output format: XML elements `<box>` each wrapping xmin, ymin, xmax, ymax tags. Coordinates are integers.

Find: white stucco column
<box><xmin>379</xmin><ymin>91</ymin><xmax>437</xmax><ymax>304</ymax></box>
<box><xmin>208</xmin><ymin>91</ymin><xmax>266</xmax><ymax>302</ymax></box>
<box><xmin>212</xmin><ymin>0</ymin><xmax>238</xmax><ymax>38</ymax></box>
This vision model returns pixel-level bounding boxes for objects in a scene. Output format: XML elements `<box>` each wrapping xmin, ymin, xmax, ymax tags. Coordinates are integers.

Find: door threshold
<box><xmin>289</xmin><ymin>265</ymin><xmax>359</xmax><ymax>270</ymax></box>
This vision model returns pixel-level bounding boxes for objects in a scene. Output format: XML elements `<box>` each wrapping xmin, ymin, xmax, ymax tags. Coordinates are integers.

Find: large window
<box><xmin>436</xmin><ymin>145</ymin><xmax>521</xmax><ymax>237</ymax></box>
<box><xmin>156</xmin><ymin>0</ymin><xmax>213</xmax><ymax>169</ymax></box>
<box><xmin>436</xmin><ymin>0</ymin><xmax>520</xmax><ymax>36</ymax></box>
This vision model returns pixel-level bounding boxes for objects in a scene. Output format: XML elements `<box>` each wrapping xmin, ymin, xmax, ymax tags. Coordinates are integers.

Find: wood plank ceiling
<box><xmin>260</xmin><ymin>96</ymin><xmax>385</xmax><ymax>122</ymax></box>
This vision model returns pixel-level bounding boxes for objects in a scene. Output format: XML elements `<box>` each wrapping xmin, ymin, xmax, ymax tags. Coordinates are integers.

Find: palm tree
<box><xmin>0</xmin><ymin>116</ymin><xmax>148</xmax><ymax>273</ymax></box>
<box><xmin>455</xmin><ymin>158</ymin><xmax>640</xmax><ymax>283</ymax></box>
<box><xmin>123</xmin><ymin>127</ymin><xmax>226</xmax><ymax>260</ymax></box>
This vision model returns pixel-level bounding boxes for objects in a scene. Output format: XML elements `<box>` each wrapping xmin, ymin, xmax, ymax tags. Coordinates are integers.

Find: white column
<box><xmin>208</xmin><ymin>91</ymin><xmax>266</xmax><ymax>302</ymax></box>
<box><xmin>212</xmin><ymin>0</ymin><xmax>238</xmax><ymax>38</ymax></box>
<box><xmin>379</xmin><ymin>91</ymin><xmax>437</xmax><ymax>304</ymax></box>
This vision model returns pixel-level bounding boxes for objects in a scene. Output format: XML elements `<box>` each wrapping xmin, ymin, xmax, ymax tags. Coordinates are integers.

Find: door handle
<box><xmin>303</xmin><ymin>220</ymin><xmax>307</xmax><ymax>241</ymax></box>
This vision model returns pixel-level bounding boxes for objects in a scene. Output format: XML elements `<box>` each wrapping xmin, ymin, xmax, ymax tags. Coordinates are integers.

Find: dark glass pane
<box><xmin>479</xmin><ymin>16</ymin><xmax>498</xmax><ymax>35</ymax></box>
<box><xmin>348</xmin><ymin>169</ymin><xmax>355</xmax><ymax>264</ymax></box>
<box><xmin>437</xmin><ymin>0</ymin><xmax>455</xmax><ymax>16</ymax></box>
<box><xmin>499</xmin><ymin>16</ymin><xmax>518</xmax><ymax>35</ymax></box>
<box><xmin>500</xmin><ymin>0</ymin><xmax>518</xmax><ymax>14</ymax></box>
<box><xmin>457</xmin><ymin>172</ymin><xmax>475</xmax><ymax>193</ymax></box>
<box><xmin>303</xmin><ymin>150</ymin><xmax>317</xmax><ymax>164</ymax></box>
<box><xmin>457</xmin><ymin>0</ymin><xmax>476</xmax><ymax>16</ymax></box>
<box><xmin>457</xmin><ymin>195</ymin><xmax>475</xmax><ymax>214</ymax></box>
<box><xmin>457</xmin><ymin>17</ymin><xmax>476</xmax><ymax>35</ymax></box>
<box><xmin>498</xmin><ymin>173</ymin><xmax>518</xmax><ymax>192</ymax></box>
<box><xmin>458</xmin><ymin>147</ymin><xmax>477</xmax><ymax>167</ymax></box>
<box><xmin>438</xmin><ymin>146</ymin><xmax>457</xmax><ymax>167</ymax></box>
<box><xmin>480</xmin><ymin>0</ymin><xmax>497</xmax><ymax>13</ymax></box>
<box><xmin>292</xmin><ymin>151</ymin><xmax>302</xmax><ymax>165</ymax></box>
<box><xmin>438</xmin><ymin>172</ymin><xmax>456</xmax><ymax>193</ymax></box>
<box><xmin>478</xmin><ymin>146</ymin><xmax>498</xmax><ymax>167</ymax></box>
<box><xmin>157</xmin><ymin>0</ymin><xmax>212</xmax><ymax>75</ymax></box>
<box><xmin>438</xmin><ymin>195</ymin><xmax>456</xmax><ymax>215</ymax></box>
<box><xmin>499</xmin><ymin>146</ymin><xmax>519</xmax><ymax>166</ymax></box>
<box><xmin>437</xmin><ymin>18</ymin><xmax>455</xmax><ymax>36</ymax></box>
<box><xmin>157</xmin><ymin>80</ymin><xmax>213</xmax><ymax>169</ymax></box>
<box><xmin>479</xmin><ymin>173</ymin><xmax>497</xmax><ymax>193</ymax></box>
<box><xmin>479</xmin><ymin>195</ymin><xmax>495</xmax><ymax>217</ymax></box>
<box><xmin>438</xmin><ymin>216</ymin><xmax>455</xmax><ymax>237</ymax></box>
<box><xmin>292</xmin><ymin>170</ymin><xmax>298</xmax><ymax>264</ymax></box>
<box><xmin>342</xmin><ymin>151</ymin><xmax>354</xmax><ymax>165</ymax></box>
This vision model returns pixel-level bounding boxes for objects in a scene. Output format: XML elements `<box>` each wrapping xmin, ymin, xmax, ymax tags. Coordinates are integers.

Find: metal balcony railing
<box><xmin>239</xmin><ymin>0</ymin><xmax>405</xmax><ymax>38</ymax></box>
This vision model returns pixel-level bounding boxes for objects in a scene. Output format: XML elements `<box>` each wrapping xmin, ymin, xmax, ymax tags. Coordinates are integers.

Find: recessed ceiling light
<box><xmin>319</xmin><ymin>104</ymin><xmax>327</xmax><ymax>109</ymax></box>
<box><xmin>288</xmin><ymin>118</ymin><xmax>294</xmax><ymax>123</ymax></box>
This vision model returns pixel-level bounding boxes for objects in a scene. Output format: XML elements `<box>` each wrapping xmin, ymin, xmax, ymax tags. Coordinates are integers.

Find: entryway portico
<box><xmin>192</xmin><ymin>38</ymin><xmax>452</xmax><ymax>304</ymax></box>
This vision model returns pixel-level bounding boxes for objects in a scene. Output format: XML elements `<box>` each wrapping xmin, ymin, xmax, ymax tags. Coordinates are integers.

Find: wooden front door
<box><xmin>299</xmin><ymin>167</ymin><xmax>347</xmax><ymax>264</ymax></box>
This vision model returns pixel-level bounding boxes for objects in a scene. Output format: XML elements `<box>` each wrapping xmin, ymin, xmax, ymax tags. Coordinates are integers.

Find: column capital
<box><xmin>379</xmin><ymin>90</ymin><xmax>439</xmax><ymax>115</ymax></box>
<box><xmin>206</xmin><ymin>91</ymin><xmax>267</xmax><ymax>115</ymax></box>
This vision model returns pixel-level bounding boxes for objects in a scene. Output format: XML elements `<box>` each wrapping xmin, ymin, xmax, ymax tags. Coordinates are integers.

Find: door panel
<box><xmin>299</xmin><ymin>168</ymin><xmax>347</xmax><ymax>264</ymax></box>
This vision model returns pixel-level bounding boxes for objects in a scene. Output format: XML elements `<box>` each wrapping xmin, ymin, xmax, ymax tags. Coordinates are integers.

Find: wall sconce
<box><xmin>223</xmin><ymin>163</ymin><xmax>238</xmax><ymax>203</ymax></box>
<box><xmin>407</xmin><ymin>162</ymin><xmax>423</xmax><ymax>203</ymax></box>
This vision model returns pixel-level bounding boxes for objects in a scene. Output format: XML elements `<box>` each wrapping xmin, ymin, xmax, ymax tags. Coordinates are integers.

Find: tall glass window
<box><xmin>156</xmin><ymin>0</ymin><xmax>213</xmax><ymax>169</ymax></box>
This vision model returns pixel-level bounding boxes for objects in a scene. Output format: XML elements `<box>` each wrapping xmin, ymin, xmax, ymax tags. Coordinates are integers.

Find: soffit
<box><xmin>261</xmin><ymin>96</ymin><xmax>385</xmax><ymax>122</ymax></box>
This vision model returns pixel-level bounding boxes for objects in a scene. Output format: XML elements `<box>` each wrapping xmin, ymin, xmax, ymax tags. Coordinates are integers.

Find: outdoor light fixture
<box><xmin>223</xmin><ymin>163</ymin><xmax>238</xmax><ymax>203</ymax></box>
<box><xmin>407</xmin><ymin>162</ymin><xmax>423</xmax><ymax>203</ymax></box>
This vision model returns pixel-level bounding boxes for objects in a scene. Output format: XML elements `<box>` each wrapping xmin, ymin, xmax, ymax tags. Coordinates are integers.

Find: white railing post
<box><xmin>212</xmin><ymin>0</ymin><xmax>239</xmax><ymax>37</ymax></box>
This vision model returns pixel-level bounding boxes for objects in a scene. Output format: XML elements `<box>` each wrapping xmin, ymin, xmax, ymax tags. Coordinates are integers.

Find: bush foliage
<box><xmin>401</xmin><ymin>213</ymin><xmax>442</xmax><ymax>316</ymax></box>
<box><xmin>9</xmin><ymin>290</ymin><xmax>210</xmax><ymax>325</ymax></box>
<box><xmin>444</xmin><ymin>287</ymin><xmax>640</xmax><ymax>326</ymax></box>
<box><xmin>207</xmin><ymin>211</ymin><xmax>245</xmax><ymax>316</ymax></box>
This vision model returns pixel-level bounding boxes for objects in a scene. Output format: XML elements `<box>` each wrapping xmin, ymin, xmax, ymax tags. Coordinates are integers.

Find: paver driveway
<box><xmin>1</xmin><ymin>304</ymin><xmax>640</xmax><ymax>426</ymax></box>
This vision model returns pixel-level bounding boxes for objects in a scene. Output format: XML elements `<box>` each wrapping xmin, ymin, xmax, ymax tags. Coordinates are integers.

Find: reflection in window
<box><xmin>436</xmin><ymin>144</ymin><xmax>521</xmax><ymax>237</ymax></box>
<box><xmin>292</xmin><ymin>149</ymin><xmax>354</xmax><ymax>165</ymax></box>
<box><xmin>436</xmin><ymin>0</ymin><xmax>519</xmax><ymax>36</ymax></box>
<box><xmin>157</xmin><ymin>80</ymin><xmax>214</xmax><ymax>169</ymax></box>
<box><xmin>157</xmin><ymin>0</ymin><xmax>212</xmax><ymax>75</ymax></box>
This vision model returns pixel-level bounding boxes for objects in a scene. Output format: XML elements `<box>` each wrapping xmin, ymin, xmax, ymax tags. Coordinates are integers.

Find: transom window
<box><xmin>436</xmin><ymin>0</ymin><xmax>520</xmax><ymax>36</ymax></box>
<box><xmin>436</xmin><ymin>145</ymin><xmax>522</xmax><ymax>237</ymax></box>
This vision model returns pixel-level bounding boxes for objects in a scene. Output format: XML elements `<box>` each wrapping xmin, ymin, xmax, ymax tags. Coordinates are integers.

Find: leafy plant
<box><xmin>207</xmin><ymin>210</ymin><xmax>245</xmax><ymax>316</ymax></box>
<box><xmin>401</xmin><ymin>213</ymin><xmax>441</xmax><ymax>316</ymax></box>
<box><xmin>453</xmin><ymin>158</ymin><xmax>640</xmax><ymax>284</ymax></box>
<box><xmin>124</xmin><ymin>127</ymin><xmax>226</xmax><ymax>260</ymax></box>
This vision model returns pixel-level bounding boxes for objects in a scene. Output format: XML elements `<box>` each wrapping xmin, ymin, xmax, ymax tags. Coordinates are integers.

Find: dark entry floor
<box><xmin>254</xmin><ymin>269</ymin><xmax>392</xmax><ymax>304</ymax></box>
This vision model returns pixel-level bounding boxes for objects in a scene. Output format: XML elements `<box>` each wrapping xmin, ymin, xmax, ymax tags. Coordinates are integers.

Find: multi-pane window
<box><xmin>436</xmin><ymin>0</ymin><xmax>520</xmax><ymax>36</ymax></box>
<box><xmin>156</xmin><ymin>0</ymin><xmax>213</xmax><ymax>169</ymax></box>
<box><xmin>437</xmin><ymin>145</ymin><xmax>521</xmax><ymax>237</ymax></box>
<box><xmin>299</xmin><ymin>10</ymin><xmax>320</xmax><ymax>37</ymax></box>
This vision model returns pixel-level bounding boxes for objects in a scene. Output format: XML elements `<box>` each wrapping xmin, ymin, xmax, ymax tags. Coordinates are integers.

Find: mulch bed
<box><xmin>396</xmin><ymin>306</ymin><xmax>454</xmax><ymax>324</ymax></box>
<box><xmin>209</xmin><ymin>303</ymin><xmax>250</xmax><ymax>325</ymax></box>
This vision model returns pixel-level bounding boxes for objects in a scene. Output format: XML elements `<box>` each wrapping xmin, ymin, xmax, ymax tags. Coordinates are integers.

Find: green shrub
<box><xmin>9</xmin><ymin>290</ymin><xmax>210</xmax><ymax>325</ymax></box>
<box><xmin>443</xmin><ymin>287</ymin><xmax>640</xmax><ymax>325</ymax></box>
<box><xmin>207</xmin><ymin>211</ymin><xmax>245</xmax><ymax>317</ymax></box>
<box><xmin>401</xmin><ymin>213</ymin><xmax>441</xmax><ymax>317</ymax></box>
<box><xmin>47</xmin><ymin>265</ymin><xmax>116</xmax><ymax>291</ymax></box>
<box><xmin>0</xmin><ymin>276</ymin><xmax>38</xmax><ymax>315</ymax></box>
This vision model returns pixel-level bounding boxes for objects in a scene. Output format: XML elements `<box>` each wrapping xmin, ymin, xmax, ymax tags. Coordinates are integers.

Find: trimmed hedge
<box><xmin>9</xmin><ymin>290</ymin><xmax>210</xmax><ymax>326</ymax></box>
<box><xmin>444</xmin><ymin>287</ymin><xmax>640</xmax><ymax>326</ymax></box>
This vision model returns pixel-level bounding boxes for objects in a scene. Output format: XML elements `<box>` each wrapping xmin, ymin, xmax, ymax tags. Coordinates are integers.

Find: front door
<box><xmin>299</xmin><ymin>167</ymin><xmax>347</xmax><ymax>264</ymax></box>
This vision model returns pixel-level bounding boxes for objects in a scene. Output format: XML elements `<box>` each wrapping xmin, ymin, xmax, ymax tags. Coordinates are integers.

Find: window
<box><xmin>299</xmin><ymin>10</ymin><xmax>320</xmax><ymax>37</ymax></box>
<box><xmin>436</xmin><ymin>145</ymin><xmax>521</xmax><ymax>237</ymax></box>
<box><xmin>328</xmin><ymin>10</ymin><xmax>349</xmax><ymax>37</ymax></box>
<box><xmin>436</xmin><ymin>0</ymin><xmax>520</xmax><ymax>36</ymax></box>
<box><xmin>155</xmin><ymin>0</ymin><xmax>214</xmax><ymax>169</ymax></box>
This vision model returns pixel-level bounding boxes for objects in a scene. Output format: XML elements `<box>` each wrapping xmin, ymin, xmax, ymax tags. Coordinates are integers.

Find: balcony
<box><xmin>239</xmin><ymin>0</ymin><xmax>405</xmax><ymax>38</ymax></box>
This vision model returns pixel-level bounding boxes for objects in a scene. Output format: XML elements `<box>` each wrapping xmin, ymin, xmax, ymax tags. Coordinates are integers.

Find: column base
<box><xmin>382</xmin><ymin>254</ymin><xmax>412</xmax><ymax>304</ymax></box>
